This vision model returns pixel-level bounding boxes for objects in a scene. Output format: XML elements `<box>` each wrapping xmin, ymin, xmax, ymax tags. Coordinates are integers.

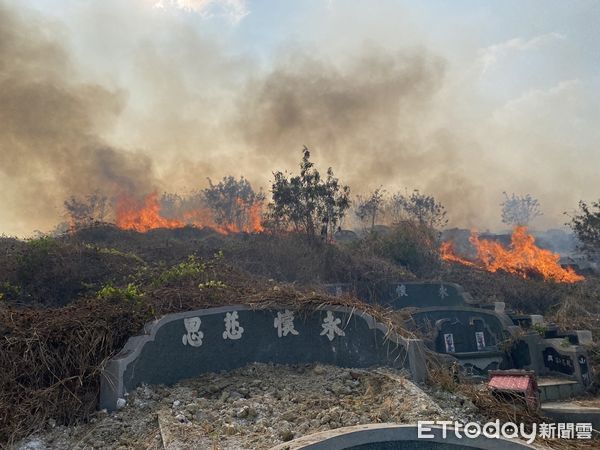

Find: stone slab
<box><xmin>382</xmin><ymin>282</ymin><xmax>473</xmax><ymax>309</ymax></box>
<box><xmin>540</xmin><ymin>339</ymin><xmax>591</xmax><ymax>386</ymax></box>
<box><xmin>269</xmin><ymin>424</ymin><xmax>536</xmax><ymax>450</ymax></box>
<box><xmin>100</xmin><ymin>305</ymin><xmax>426</xmax><ymax>411</ymax></box>
<box><xmin>574</xmin><ymin>330</ymin><xmax>593</xmax><ymax>346</ymax></box>
<box><xmin>541</xmin><ymin>402</ymin><xmax>600</xmax><ymax>431</ymax></box>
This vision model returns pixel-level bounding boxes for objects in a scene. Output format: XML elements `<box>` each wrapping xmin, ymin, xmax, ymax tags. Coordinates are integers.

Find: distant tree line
<box><xmin>63</xmin><ymin>146</ymin><xmax>599</xmax><ymax>260</ymax></box>
<box><xmin>354</xmin><ymin>188</ymin><xmax>448</xmax><ymax>231</ymax></box>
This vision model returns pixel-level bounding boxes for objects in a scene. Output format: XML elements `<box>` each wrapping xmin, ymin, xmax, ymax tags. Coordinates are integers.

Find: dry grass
<box><xmin>2</xmin><ymin>226</ymin><xmax>599</xmax><ymax>446</ymax></box>
<box><xmin>0</xmin><ymin>258</ymin><xmax>415</xmax><ymax>446</ymax></box>
<box><xmin>0</xmin><ymin>299</ymin><xmax>146</xmax><ymax>445</ymax></box>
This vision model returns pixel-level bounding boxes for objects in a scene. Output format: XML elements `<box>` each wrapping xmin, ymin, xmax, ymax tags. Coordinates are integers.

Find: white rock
<box><xmin>17</xmin><ymin>438</ymin><xmax>46</xmax><ymax>450</ymax></box>
<box><xmin>116</xmin><ymin>398</ymin><xmax>126</xmax><ymax>410</ymax></box>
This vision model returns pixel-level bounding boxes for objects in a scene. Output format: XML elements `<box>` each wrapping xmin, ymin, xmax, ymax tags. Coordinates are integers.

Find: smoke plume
<box><xmin>0</xmin><ymin>1</ymin><xmax>597</xmax><ymax>235</ymax></box>
<box><xmin>0</xmin><ymin>3</ymin><xmax>157</xmax><ymax>232</ymax></box>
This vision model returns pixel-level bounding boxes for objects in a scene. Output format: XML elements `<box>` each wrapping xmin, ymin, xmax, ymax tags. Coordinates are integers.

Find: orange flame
<box><xmin>116</xmin><ymin>193</ymin><xmax>184</xmax><ymax>232</ymax></box>
<box><xmin>237</xmin><ymin>198</ymin><xmax>265</xmax><ymax>233</ymax></box>
<box><xmin>440</xmin><ymin>241</ymin><xmax>477</xmax><ymax>267</ymax></box>
<box><xmin>441</xmin><ymin>226</ymin><xmax>584</xmax><ymax>283</ymax></box>
<box><xmin>115</xmin><ymin>192</ymin><xmax>264</xmax><ymax>234</ymax></box>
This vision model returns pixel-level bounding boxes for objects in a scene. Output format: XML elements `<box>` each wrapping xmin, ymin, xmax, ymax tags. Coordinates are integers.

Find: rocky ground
<box><xmin>18</xmin><ymin>363</ymin><xmax>483</xmax><ymax>450</ymax></box>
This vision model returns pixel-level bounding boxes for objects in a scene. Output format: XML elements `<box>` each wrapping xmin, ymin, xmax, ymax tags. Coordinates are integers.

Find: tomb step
<box><xmin>538</xmin><ymin>377</ymin><xmax>584</xmax><ymax>402</ymax></box>
<box><xmin>541</xmin><ymin>400</ymin><xmax>600</xmax><ymax>432</ymax></box>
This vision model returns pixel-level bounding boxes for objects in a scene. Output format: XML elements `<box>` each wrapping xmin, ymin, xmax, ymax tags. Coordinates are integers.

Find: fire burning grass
<box><xmin>116</xmin><ymin>193</ymin><xmax>184</xmax><ymax>232</ymax></box>
<box><xmin>441</xmin><ymin>226</ymin><xmax>584</xmax><ymax>283</ymax></box>
<box><xmin>115</xmin><ymin>193</ymin><xmax>264</xmax><ymax>234</ymax></box>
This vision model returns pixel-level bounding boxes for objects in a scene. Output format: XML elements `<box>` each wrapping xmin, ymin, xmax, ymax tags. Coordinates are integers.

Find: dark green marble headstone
<box><xmin>100</xmin><ymin>305</ymin><xmax>426</xmax><ymax>410</ymax></box>
<box><xmin>383</xmin><ymin>282</ymin><xmax>468</xmax><ymax>309</ymax></box>
<box><xmin>123</xmin><ymin>308</ymin><xmax>404</xmax><ymax>388</ymax></box>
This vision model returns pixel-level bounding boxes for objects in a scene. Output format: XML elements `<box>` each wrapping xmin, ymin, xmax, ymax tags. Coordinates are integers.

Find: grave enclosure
<box><xmin>270</xmin><ymin>424</ymin><xmax>536</xmax><ymax>450</ymax></box>
<box><xmin>100</xmin><ymin>305</ymin><xmax>427</xmax><ymax>411</ymax></box>
<box><xmin>100</xmin><ymin>282</ymin><xmax>594</xmax><ymax>411</ymax></box>
<box><xmin>325</xmin><ymin>281</ymin><xmax>593</xmax><ymax>388</ymax></box>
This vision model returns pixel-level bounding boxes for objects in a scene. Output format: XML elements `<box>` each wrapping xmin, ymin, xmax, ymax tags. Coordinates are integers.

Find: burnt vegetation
<box><xmin>1</xmin><ymin>148</ymin><xmax>599</xmax><ymax>445</ymax></box>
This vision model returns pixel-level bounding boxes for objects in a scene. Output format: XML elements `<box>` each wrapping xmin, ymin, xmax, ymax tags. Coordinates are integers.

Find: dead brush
<box><xmin>0</xmin><ymin>263</ymin><xmax>417</xmax><ymax>446</ymax></box>
<box><xmin>460</xmin><ymin>384</ymin><xmax>542</xmax><ymax>427</ymax></box>
<box><xmin>0</xmin><ymin>298</ymin><xmax>146</xmax><ymax>446</ymax></box>
<box><xmin>428</xmin><ymin>364</ymin><xmax>543</xmax><ymax>427</ymax></box>
<box><xmin>428</xmin><ymin>364</ymin><xmax>461</xmax><ymax>394</ymax></box>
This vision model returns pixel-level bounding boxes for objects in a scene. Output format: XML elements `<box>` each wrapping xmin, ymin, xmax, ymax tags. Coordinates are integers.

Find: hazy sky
<box><xmin>1</xmin><ymin>0</ymin><xmax>598</xmax><ymax>236</ymax></box>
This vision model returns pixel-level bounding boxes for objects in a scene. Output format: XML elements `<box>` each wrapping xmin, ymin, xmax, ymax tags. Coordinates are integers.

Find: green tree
<box><xmin>203</xmin><ymin>176</ymin><xmax>265</xmax><ymax>232</ymax></box>
<box><xmin>568</xmin><ymin>199</ymin><xmax>600</xmax><ymax>257</ymax></box>
<box><xmin>355</xmin><ymin>188</ymin><xmax>386</xmax><ymax>231</ymax></box>
<box><xmin>268</xmin><ymin>146</ymin><xmax>350</xmax><ymax>240</ymax></box>
<box><xmin>390</xmin><ymin>190</ymin><xmax>448</xmax><ymax>229</ymax></box>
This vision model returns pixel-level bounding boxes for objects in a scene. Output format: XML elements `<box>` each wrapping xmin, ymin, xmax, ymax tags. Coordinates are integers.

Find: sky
<box><xmin>0</xmin><ymin>0</ymin><xmax>599</xmax><ymax>236</ymax></box>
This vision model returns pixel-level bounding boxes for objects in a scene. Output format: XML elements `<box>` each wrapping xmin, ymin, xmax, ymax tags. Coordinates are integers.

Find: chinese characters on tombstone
<box><xmin>444</xmin><ymin>333</ymin><xmax>455</xmax><ymax>353</ymax></box>
<box><xmin>222</xmin><ymin>311</ymin><xmax>244</xmax><ymax>340</ymax></box>
<box><xmin>475</xmin><ymin>331</ymin><xmax>486</xmax><ymax>350</ymax></box>
<box><xmin>182</xmin><ymin>317</ymin><xmax>204</xmax><ymax>347</ymax></box>
<box><xmin>274</xmin><ymin>309</ymin><xmax>299</xmax><ymax>337</ymax></box>
<box><xmin>396</xmin><ymin>284</ymin><xmax>408</xmax><ymax>297</ymax></box>
<box><xmin>320</xmin><ymin>310</ymin><xmax>346</xmax><ymax>341</ymax></box>
<box><xmin>183</xmin><ymin>309</ymin><xmax>349</xmax><ymax>345</ymax></box>
<box><xmin>439</xmin><ymin>285</ymin><xmax>448</xmax><ymax>299</ymax></box>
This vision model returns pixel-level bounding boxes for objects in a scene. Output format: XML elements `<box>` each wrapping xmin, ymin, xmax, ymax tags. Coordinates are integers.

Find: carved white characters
<box><xmin>182</xmin><ymin>317</ymin><xmax>204</xmax><ymax>347</ymax></box>
<box><xmin>222</xmin><ymin>311</ymin><xmax>244</xmax><ymax>340</ymax></box>
<box><xmin>320</xmin><ymin>310</ymin><xmax>345</xmax><ymax>341</ymax></box>
<box><xmin>182</xmin><ymin>309</ymin><xmax>352</xmax><ymax>345</ymax></box>
<box><xmin>439</xmin><ymin>284</ymin><xmax>449</xmax><ymax>299</ymax></box>
<box><xmin>396</xmin><ymin>284</ymin><xmax>408</xmax><ymax>297</ymax></box>
<box><xmin>274</xmin><ymin>309</ymin><xmax>299</xmax><ymax>337</ymax></box>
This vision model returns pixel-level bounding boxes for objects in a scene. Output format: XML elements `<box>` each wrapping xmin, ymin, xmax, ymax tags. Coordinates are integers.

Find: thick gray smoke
<box><xmin>1</xmin><ymin>1</ymin><xmax>596</xmax><ymax>235</ymax></box>
<box><xmin>231</xmin><ymin>49</ymin><xmax>483</xmax><ymax>227</ymax></box>
<box><xmin>0</xmin><ymin>3</ymin><xmax>157</xmax><ymax>231</ymax></box>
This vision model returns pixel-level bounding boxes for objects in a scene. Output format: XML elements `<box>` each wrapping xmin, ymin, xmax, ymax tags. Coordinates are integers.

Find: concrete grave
<box><xmin>541</xmin><ymin>402</ymin><xmax>600</xmax><ymax>431</ymax></box>
<box><xmin>574</xmin><ymin>330</ymin><xmax>593</xmax><ymax>346</ymax></box>
<box><xmin>325</xmin><ymin>281</ymin><xmax>594</xmax><ymax>386</ymax></box>
<box><xmin>541</xmin><ymin>339</ymin><xmax>592</xmax><ymax>386</ymax></box>
<box><xmin>327</xmin><ymin>281</ymin><xmax>476</xmax><ymax>307</ymax></box>
<box><xmin>269</xmin><ymin>424</ymin><xmax>536</xmax><ymax>450</ymax></box>
<box><xmin>100</xmin><ymin>305</ymin><xmax>427</xmax><ymax>411</ymax></box>
<box><xmin>324</xmin><ymin>283</ymin><xmax>354</xmax><ymax>297</ymax></box>
<box><xmin>408</xmin><ymin>307</ymin><xmax>515</xmax><ymax>373</ymax></box>
<box><xmin>381</xmin><ymin>282</ymin><xmax>474</xmax><ymax>309</ymax></box>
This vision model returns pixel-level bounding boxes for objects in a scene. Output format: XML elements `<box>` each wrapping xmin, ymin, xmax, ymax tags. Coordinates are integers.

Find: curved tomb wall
<box><xmin>381</xmin><ymin>282</ymin><xmax>473</xmax><ymax>309</ymax></box>
<box><xmin>325</xmin><ymin>282</ymin><xmax>474</xmax><ymax>309</ymax></box>
<box><xmin>100</xmin><ymin>305</ymin><xmax>426</xmax><ymax>411</ymax></box>
<box><xmin>270</xmin><ymin>424</ymin><xmax>535</xmax><ymax>450</ymax></box>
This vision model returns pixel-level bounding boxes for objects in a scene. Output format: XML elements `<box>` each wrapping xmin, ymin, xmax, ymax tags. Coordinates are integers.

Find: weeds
<box><xmin>153</xmin><ymin>255</ymin><xmax>207</xmax><ymax>287</ymax></box>
<box><xmin>97</xmin><ymin>283</ymin><xmax>142</xmax><ymax>302</ymax></box>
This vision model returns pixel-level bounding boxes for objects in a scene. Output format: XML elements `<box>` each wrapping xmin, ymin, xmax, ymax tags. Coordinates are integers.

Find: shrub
<box><xmin>153</xmin><ymin>255</ymin><xmax>207</xmax><ymax>287</ymax></box>
<box><xmin>96</xmin><ymin>283</ymin><xmax>142</xmax><ymax>302</ymax></box>
<box><xmin>356</xmin><ymin>221</ymin><xmax>441</xmax><ymax>277</ymax></box>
